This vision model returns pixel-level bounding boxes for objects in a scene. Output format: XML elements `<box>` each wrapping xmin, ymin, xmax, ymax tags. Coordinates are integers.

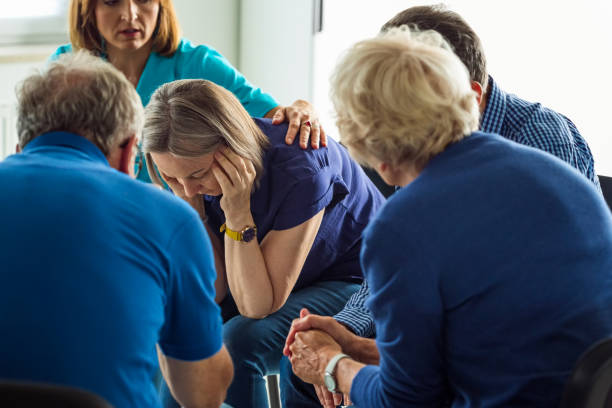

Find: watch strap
<box><xmin>220</xmin><ymin>223</ymin><xmax>242</xmax><ymax>241</ymax></box>
<box><xmin>324</xmin><ymin>352</ymin><xmax>351</xmax><ymax>392</ymax></box>
<box><xmin>220</xmin><ymin>223</ymin><xmax>257</xmax><ymax>242</ymax></box>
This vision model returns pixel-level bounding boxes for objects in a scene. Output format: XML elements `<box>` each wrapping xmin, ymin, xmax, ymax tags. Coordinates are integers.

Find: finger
<box><xmin>214</xmin><ymin>150</ymin><xmax>243</xmax><ymax>187</ymax></box>
<box><xmin>211</xmin><ymin>163</ymin><xmax>232</xmax><ymax>194</ymax></box>
<box><xmin>333</xmin><ymin>392</ymin><xmax>343</xmax><ymax>406</ymax></box>
<box><xmin>299</xmin><ymin>122</ymin><xmax>312</xmax><ymax>150</ymax></box>
<box><xmin>319</xmin><ymin>386</ymin><xmax>336</xmax><ymax>408</ymax></box>
<box><xmin>285</xmin><ymin>120</ymin><xmax>301</xmax><ymax>145</ymax></box>
<box><xmin>314</xmin><ymin>385</ymin><xmax>329</xmax><ymax>407</ymax></box>
<box><xmin>310</xmin><ymin>123</ymin><xmax>321</xmax><ymax>150</ymax></box>
<box><xmin>284</xmin><ymin>326</ymin><xmax>299</xmax><ymax>356</ymax></box>
<box><xmin>319</xmin><ymin>125</ymin><xmax>328</xmax><ymax>148</ymax></box>
<box><xmin>344</xmin><ymin>393</ymin><xmax>352</xmax><ymax>406</ymax></box>
<box><xmin>272</xmin><ymin>107</ymin><xmax>286</xmax><ymax>124</ymax></box>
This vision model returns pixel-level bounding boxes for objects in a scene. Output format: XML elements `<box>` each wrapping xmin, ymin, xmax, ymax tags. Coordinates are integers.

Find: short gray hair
<box><xmin>142</xmin><ymin>79</ymin><xmax>268</xmax><ymax>187</ymax></box>
<box><xmin>16</xmin><ymin>51</ymin><xmax>144</xmax><ymax>155</ymax></box>
<box><xmin>330</xmin><ymin>26</ymin><xmax>479</xmax><ymax>169</ymax></box>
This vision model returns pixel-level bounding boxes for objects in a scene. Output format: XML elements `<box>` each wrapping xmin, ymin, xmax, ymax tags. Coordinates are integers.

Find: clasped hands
<box><xmin>284</xmin><ymin>308</ymin><xmax>356</xmax><ymax>408</ymax></box>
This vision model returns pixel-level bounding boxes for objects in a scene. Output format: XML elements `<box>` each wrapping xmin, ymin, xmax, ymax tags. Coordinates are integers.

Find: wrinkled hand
<box><xmin>314</xmin><ymin>384</ymin><xmax>352</xmax><ymax>408</ymax></box>
<box><xmin>284</xmin><ymin>308</ymin><xmax>356</xmax><ymax>358</ymax></box>
<box><xmin>211</xmin><ymin>147</ymin><xmax>255</xmax><ymax>226</ymax></box>
<box><xmin>272</xmin><ymin>99</ymin><xmax>327</xmax><ymax>149</ymax></box>
<box><xmin>289</xmin><ymin>329</ymin><xmax>342</xmax><ymax>386</ymax></box>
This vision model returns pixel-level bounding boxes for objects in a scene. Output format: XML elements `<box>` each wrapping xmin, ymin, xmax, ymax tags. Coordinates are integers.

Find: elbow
<box><xmin>181</xmin><ymin>361</ymin><xmax>233</xmax><ymax>408</ymax></box>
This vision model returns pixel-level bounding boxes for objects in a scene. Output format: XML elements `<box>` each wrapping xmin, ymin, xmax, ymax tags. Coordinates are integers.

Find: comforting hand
<box><xmin>289</xmin><ymin>329</ymin><xmax>342</xmax><ymax>386</ymax></box>
<box><xmin>211</xmin><ymin>147</ymin><xmax>255</xmax><ymax>227</ymax></box>
<box><xmin>272</xmin><ymin>99</ymin><xmax>327</xmax><ymax>150</ymax></box>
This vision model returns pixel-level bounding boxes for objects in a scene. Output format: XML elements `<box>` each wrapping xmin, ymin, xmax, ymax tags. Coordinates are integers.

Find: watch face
<box><xmin>324</xmin><ymin>372</ymin><xmax>336</xmax><ymax>392</ymax></box>
<box><xmin>242</xmin><ymin>227</ymin><xmax>256</xmax><ymax>242</ymax></box>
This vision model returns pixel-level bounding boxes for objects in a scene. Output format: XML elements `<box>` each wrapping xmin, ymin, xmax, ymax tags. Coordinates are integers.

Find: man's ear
<box><xmin>118</xmin><ymin>134</ymin><xmax>138</xmax><ymax>175</ymax></box>
<box><xmin>471</xmin><ymin>81</ymin><xmax>484</xmax><ymax>106</ymax></box>
<box><xmin>15</xmin><ymin>143</ymin><xmax>21</xmax><ymax>154</ymax></box>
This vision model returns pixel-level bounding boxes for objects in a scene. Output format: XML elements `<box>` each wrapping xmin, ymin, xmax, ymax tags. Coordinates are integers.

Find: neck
<box><xmin>106</xmin><ymin>42</ymin><xmax>153</xmax><ymax>87</ymax></box>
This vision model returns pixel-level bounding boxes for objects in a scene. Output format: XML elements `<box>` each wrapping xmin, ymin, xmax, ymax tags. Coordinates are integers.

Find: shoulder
<box><xmin>171</xmin><ymin>37</ymin><xmax>223</xmax><ymax>64</ymax></box>
<box><xmin>49</xmin><ymin>43</ymin><xmax>73</xmax><ymax>61</ymax></box>
<box><xmin>504</xmin><ymin>93</ymin><xmax>575</xmax><ymax>139</ymax></box>
<box><xmin>255</xmin><ymin>117</ymin><xmax>347</xmax><ymax>180</ymax></box>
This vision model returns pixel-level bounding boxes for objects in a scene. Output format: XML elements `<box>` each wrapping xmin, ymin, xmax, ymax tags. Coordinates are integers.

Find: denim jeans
<box><xmin>159</xmin><ymin>280</ymin><xmax>360</xmax><ymax>408</ymax></box>
<box><xmin>280</xmin><ymin>354</ymin><xmax>331</xmax><ymax>408</ymax></box>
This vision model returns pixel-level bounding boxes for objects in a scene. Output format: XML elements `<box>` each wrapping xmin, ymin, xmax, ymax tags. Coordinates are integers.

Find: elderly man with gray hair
<box><xmin>0</xmin><ymin>51</ymin><xmax>232</xmax><ymax>408</ymax></box>
<box><xmin>286</xmin><ymin>27</ymin><xmax>612</xmax><ymax>408</ymax></box>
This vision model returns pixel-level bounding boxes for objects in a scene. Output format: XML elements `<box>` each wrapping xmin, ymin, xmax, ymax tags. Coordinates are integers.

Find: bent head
<box><xmin>16</xmin><ymin>51</ymin><xmax>143</xmax><ymax>162</ymax></box>
<box><xmin>68</xmin><ymin>0</ymin><xmax>180</xmax><ymax>56</ymax></box>
<box><xmin>330</xmin><ymin>27</ymin><xmax>479</xmax><ymax>182</ymax></box>
<box><xmin>142</xmin><ymin>79</ymin><xmax>269</xmax><ymax>196</ymax></box>
<box><xmin>382</xmin><ymin>4</ymin><xmax>488</xmax><ymax>92</ymax></box>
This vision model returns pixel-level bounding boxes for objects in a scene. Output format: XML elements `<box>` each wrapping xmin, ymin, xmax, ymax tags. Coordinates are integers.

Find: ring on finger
<box><xmin>303</xmin><ymin>120</ymin><xmax>312</xmax><ymax>127</ymax></box>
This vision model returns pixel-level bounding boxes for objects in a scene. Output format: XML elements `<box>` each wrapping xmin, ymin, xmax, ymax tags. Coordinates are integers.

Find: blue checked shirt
<box><xmin>334</xmin><ymin>75</ymin><xmax>601</xmax><ymax>338</ymax></box>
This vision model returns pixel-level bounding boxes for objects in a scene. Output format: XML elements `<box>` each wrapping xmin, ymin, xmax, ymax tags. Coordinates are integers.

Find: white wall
<box><xmin>240</xmin><ymin>0</ymin><xmax>315</xmax><ymax>106</ymax></box>
<box><xmin>313</xmin><ymin>0</ymin><xmax>612</xmax><ymax>176</ymax></box>
<box><xmin>173</xmin><ymin>0</ymin><xmax>239</xmax><ymax>65</ymax></box>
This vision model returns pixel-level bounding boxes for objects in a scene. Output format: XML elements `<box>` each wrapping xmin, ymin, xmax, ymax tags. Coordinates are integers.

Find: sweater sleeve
<box><xmin>349</xmin><ymin>217</ymin><xmax>449</xmax><ymax>407</ymax></box>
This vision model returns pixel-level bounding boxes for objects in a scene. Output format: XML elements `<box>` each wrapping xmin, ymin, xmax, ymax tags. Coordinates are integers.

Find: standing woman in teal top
<box><xmin>50</xmin><ymin>0</ymin><xmax>325</xmax><ymax>182</ymax></box>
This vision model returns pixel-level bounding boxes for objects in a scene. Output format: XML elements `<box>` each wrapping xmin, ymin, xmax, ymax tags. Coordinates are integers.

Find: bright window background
<box><xmin>314</xmin><ymin>0</ymin><xmax>612</xmax><ymax>176</ymax></box>
<box><xmin>0</xmin><ymin>0</ymin><xmax>69</xmax><ymax>45</ymax></box>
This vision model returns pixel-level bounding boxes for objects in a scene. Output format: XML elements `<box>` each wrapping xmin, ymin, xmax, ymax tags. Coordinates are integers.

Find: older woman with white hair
<box><xmin>287</xmin><ymin>27</ymin><xmax>612</xmax><ymax>407</ymax></box>
<box><xmin>141</xmin><ymin>79</ymin><xmax>385</xmax><ymax>407</ymax></box>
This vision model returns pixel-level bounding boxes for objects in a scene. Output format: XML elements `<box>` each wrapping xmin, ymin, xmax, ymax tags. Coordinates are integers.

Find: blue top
<box><xmin>0</xmin><ymin>132</ymin><xmax>223</xmax><ymax>408</ymax></box>
<box><xmin>351</xmin><ymin>132</ymin><xmax>612</xmax><ymax>408</ymax></box>
<box><xmin>334</xmin><ymin>75</ymin><xmax>601</xmax><ymax>337</ymax></box>
<box><xmin>204</xmin><ymin>118</ymin><xmax>385</xmax><ymax>290</ymax></box>
<box><xmin>50</xmin><ymin>39</ymin><xmax>279</xmax><ymax>182</ymax></box>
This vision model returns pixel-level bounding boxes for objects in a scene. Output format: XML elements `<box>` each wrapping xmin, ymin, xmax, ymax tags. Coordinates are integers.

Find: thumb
<box><xmin>300</xmin><ymin>308</ymin><xmax>310</xmax><ymax>318</ymax></box>
<box><xmin>272</xmin><ymin>107</ymin><xmax>285</xmax><ymax>124</ymax></box>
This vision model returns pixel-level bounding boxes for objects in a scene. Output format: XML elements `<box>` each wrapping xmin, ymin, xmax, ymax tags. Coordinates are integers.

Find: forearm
<box><xmin>342</xmin><ymin>336</ymin><xmax>379</xmax><ymax>366</ymax></box>
<box><xmin>335</xmin><ymin>357</ymin><xmax>365</xmax><ymax>397</ymax></box>
<box><xmin>224</xmin><ymin>214</ymin><xmax>276</xmax><ymax>318</ymax></box>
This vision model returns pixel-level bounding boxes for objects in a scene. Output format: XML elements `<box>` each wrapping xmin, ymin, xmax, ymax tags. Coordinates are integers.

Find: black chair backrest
<box><xmin>600</xmin><ymin>175</ymin><xmax>612</xmax><ymax>213</ymax></box>
<box><xmin>560</xmin><ymin>337</ymin><xmax>612</xmax><ymax>408</ymax></box>
<box><xmin>0</xmin><ymin>381</ymin><xmax>114</xmax><ymax>408</ymax></box>
<box><xmin>362</xmin><ymin>166</ymin><xmax>395</xmax><ymax>198</ymax></box>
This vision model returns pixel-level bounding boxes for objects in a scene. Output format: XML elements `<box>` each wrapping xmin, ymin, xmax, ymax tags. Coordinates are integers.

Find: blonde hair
<box><xmin>330</xmin><ymin>26</ymin><xmax>479</xmax><ymax>169</ymax></box>
<box><xmin>68</xmin><ymin>0</ymin><xmax>180</xmax><ymax>56</ymax></box>
<box><xmin>16</xmin><ymin>50</ymin><xmax>144</xmax><ymax>155</ymax></box>
<box><xmin>142</xmin><ymin>79</ymin><xmax>269</xmax><ymax>186</ymax></box>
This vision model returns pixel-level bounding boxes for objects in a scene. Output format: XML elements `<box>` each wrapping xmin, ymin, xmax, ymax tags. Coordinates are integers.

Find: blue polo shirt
<box><xmin>0</xmin><ymin>132</ymin><xmax>222</xmax><ymax>408</ymax></box>
<box><xmin>205</xmin><ymin>118</ymin><xmax>385</xmax><ymax>290</ymax></box>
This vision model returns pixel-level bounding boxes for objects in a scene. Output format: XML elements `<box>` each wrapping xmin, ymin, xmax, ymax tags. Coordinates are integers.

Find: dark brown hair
<box><xmin>382</xmin><ymin>4</ymin><xmax>488</xmax><ymax>89</ymax></box>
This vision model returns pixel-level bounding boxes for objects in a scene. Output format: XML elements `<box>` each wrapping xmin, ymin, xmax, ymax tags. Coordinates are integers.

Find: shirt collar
<box><xmin>480</xmin><ymin>75</ymin><xmax>506</xmax><ymax>134</ymax></box>
<box><xmin>23</xmin><ymin>131</ymin><xmax>109</xmax><ymax>166</ymax></box>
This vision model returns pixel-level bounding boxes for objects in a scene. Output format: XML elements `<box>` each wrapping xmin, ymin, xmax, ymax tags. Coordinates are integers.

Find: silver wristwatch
<box><xmin>324</xmin><ymin>353</ymin><xmax>351</xmax><ymax>393</ymax></box>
